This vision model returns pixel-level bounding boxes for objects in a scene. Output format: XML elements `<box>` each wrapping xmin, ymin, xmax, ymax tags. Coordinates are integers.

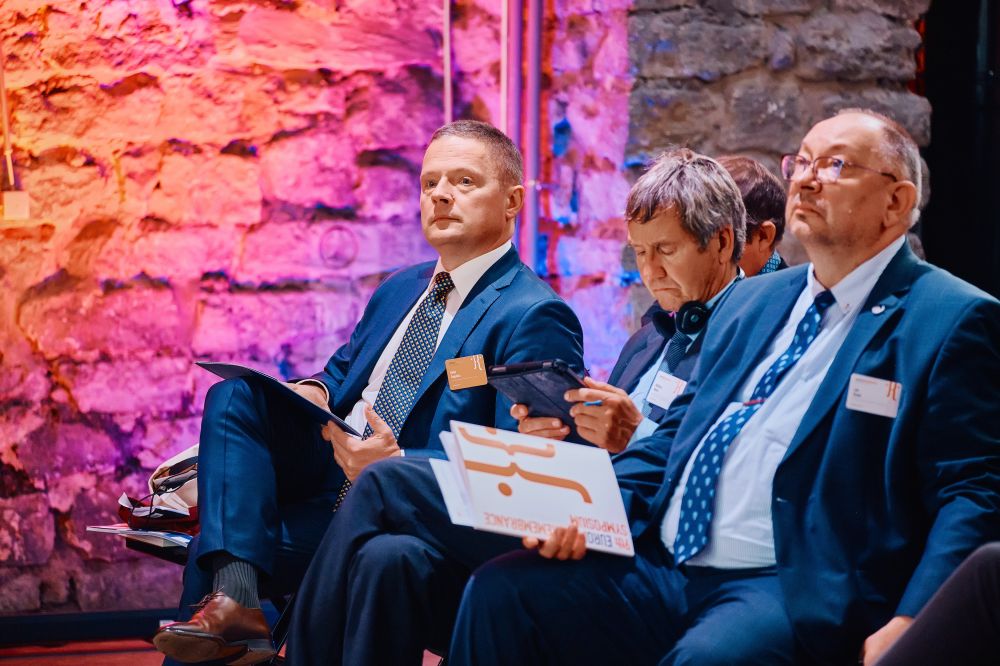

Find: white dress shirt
<box><xmin>661</xmin><ymin>236</ymin><xmax>905</xmax><ymax>568</ymax></box>
<box><xmin>303</xmin><ymin>241</ymin><xmax>513</xmax><ymax>437</ymax></box>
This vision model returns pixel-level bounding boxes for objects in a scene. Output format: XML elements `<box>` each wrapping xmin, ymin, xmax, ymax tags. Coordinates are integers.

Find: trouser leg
<box><xmin>286</xmin><ymin>457</ymin><xmax>519</xmax><ymax>666</ymax></box>
<box><xmin>876</xmin><ymin>542</ymin><xmax>1000</xmax><ymax>666</ymax></box>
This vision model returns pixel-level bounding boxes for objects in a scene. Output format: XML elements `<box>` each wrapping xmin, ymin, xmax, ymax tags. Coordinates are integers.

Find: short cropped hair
<box><xmin>429</xmin><ymin>120</ymin><xmax>523</xmax><ymax>188</ymax></box>
<box><xmin>716</xmin><ymin>155</ymin><xmax>787</xmax><ymax>244</ymax></box>
<box><xmin>836</xmin><ymin>108</ymin><xmax>923</xmax><ymax>226</ymax></box>
<box><xmin>626</xmin><ymin>148</ymin><xmax>746</xmax><ymax>262</ymax></box>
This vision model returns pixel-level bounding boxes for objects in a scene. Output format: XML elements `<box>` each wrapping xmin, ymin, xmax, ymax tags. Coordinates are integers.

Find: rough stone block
<box><xmin>626</xmin><ymin>82</ymin><xmax>723</xmax><ymax>161</ymax></box>
<box><xmin>731</xmin><ymin>0</ymin><xmax>819</xmax><ymax>14</ymax></box>
<box><xmin>817</xmin><ymin>88</ymin><xmax>932</xmax><ymax>146</ymax></box>
<box><xmin>796</xmin><ymin>11</ymin><xmax>921</xmax><ymax>81</ymax></box>
<box><xmin>353</xmin><ymin>161</ymin><xmax>422</xmax><ymax>222</ymax></box>
<box><xmin>342</xmin><ymin>70</ymin><xmax>446</xmax><ymax>153</ymax></box>
<box><xmin>719</xmin><ymin>78</ymin><xmax>806</xmax><ymax>153</ymax></box>
<box><xmin>58</xmin><ymin>356</ymin><xmax>192</xmax><ymax>416</ymax></box>
<box><xmin>18</xmin><ymin>278</ymin><xmax>187</xmax><ymax>361</ymax></box>
<box><xmin>192</xmin><ymin>289</ymin><xmax>362</xmax><ymax>371</ymax></box>
<box><xmin>94</xmin><ymin>225</ymin><xmax>240</xmax><ymax>282</ymax></box>
<box><xmin>147</xmin><ymin>151</ymin><xmax>262</xmax><ymax>228</ymax></box>
<box><xmin>0</xmin><ymin>494</ymin><xmax>54</xmax><ymax>566</ymax></box>
<box><xmin>260</xmin><ymin>131</ymin><xmax>358</xmax><ymax>211</ymax></box>
<box><xmin>18</xmin><ymin>421</ymin><xmax>120</xmax><ymax>481</ymax></box>
<box><xmin>135</xmin><ymin>418</ymin><xmax>203</xmax><ymax>471</ymax></box>
<box><xmin>237</xmin><ymin>219</ymin><xmax>434</xmax><ymax>285</ymax></box>
<box><xmin>75</xmin><ymin>557</ymin><xmax>182</xmax><ymax>612</ymax></box>
<box><xmin>0</xmin><ymin>570</ymin><xmax>41</xmax><ymax>613</ymax></box>
<box><xmin>830</xmin><ymin>0</ymin><xmax>931</xmax><ymax>20</ymax></box>
<box><xmin>630</xmin><ymin>12</ymin><xmax>768</xmax><ymax>82</ymax></box>
<box><xmin>232</xmin><ymin>7</ymin><xmax>439</xmax><ymax>75</ymax></box>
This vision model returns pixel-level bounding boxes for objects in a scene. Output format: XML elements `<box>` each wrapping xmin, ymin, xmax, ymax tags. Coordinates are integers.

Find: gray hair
<box><xmin>836</xmin><ymin>108</ymin><xmax>923</xmax><ymax>226</ymax></box>
<box><xmin>626</xmin><ymin>148</ymin><xmax>746</xmax><ymax>262</ymax></box>
<box><xmin>429</xmin><ymin>120</ymin><xmax>523</xmax><ymax>188</ymax></box>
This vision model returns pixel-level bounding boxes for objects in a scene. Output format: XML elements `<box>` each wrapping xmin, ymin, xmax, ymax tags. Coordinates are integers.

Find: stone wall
<box><xmin>0</xmin><ymin>0</ymin><xmax>457</xmax><ymax>615</ymax></box>
<box><xmin>0</xmin><ymin>0</ymin><xmax>929</xmax><ymax>616</ymax></box>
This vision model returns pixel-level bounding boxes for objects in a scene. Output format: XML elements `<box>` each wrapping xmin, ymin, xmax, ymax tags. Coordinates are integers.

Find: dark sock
<box><xmin>212</xmin><ymin>553</ymin><xmax>261</xmax><ymax>609</ymax></box>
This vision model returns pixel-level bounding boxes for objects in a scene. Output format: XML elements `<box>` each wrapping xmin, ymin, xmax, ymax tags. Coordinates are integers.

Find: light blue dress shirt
<box><xmin>661</xmin><ymin>236</ymin><xmax>906</xmax><ymax>568</ymax></box>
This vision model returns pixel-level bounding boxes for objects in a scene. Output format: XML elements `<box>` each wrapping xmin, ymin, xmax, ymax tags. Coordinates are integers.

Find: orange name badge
<box><xmin>445</xmin><ymin>354</ymin><xmax>488</xmax><ymax>391</ymax></box>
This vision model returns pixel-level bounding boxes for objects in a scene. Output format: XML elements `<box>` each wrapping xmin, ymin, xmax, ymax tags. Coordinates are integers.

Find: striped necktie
<box><xmin>672</xmin><ymin>290</ymin><xmax>835</xmax><ymax>564</ymax></box>
<box><xmin>334</xmin><ymin>271</ymin><xmax>455</xmax><ymax>510</ymax></box>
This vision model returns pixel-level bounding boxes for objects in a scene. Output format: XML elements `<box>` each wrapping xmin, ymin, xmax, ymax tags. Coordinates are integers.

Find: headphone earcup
<box><xmin>676</xmin><ymin>301</ymin><xmax>710</xmax><ymax>335</ymax></box>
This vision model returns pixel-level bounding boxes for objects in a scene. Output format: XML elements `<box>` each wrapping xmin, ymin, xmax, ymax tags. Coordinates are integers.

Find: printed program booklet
<box><xmin>430</xmin><ymin>421</ymin><xmax>634</xmax><ymax>557</ymax></box>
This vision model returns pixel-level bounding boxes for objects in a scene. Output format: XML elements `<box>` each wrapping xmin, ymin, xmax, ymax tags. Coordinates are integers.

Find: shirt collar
<box><xmin>806</xmin><ymin>235</ymin><xmax>905</xmax><ymax>315</ymax></box>
<box><xmin>705</xmin><ymin>268</ymin><xmax>744</xmax><ymax>310</ymax></box>
<box><xmin>431</xmin><ymin>241</ymin><xmax>513</xmax><ymax>303</ymax></box>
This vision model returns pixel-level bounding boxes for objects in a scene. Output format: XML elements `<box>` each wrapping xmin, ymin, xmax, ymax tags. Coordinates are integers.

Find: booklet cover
<box><xmin>430</xmin><ymin>421</ymin><xmax>634</xmax><ymax>557</ymax></box>
<box><xmin>195</xmin><ymin>361</ymin><xmax>360</xmax><ymax>436</ymax></box>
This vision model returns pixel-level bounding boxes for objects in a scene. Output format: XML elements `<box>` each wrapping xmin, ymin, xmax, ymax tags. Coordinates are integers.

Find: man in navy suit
<box><xmin>284</xmin><ymin>149</ymin><xmax>750</xmax><ymax>665</ymax></box>
<box><xmin>152</xmin><ymin>120</ymin><xmax>584</xmax><ymax>665</ymax></box>
<box><xmin>449</xmin><ymin>109</ymin><xmax>1000</xmax><ymax>665</ymax></box>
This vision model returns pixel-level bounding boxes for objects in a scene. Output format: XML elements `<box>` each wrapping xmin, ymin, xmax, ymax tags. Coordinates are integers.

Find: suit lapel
<box><xmin>617</xmin><ymin>326</ymin><xmax>666</xmax><ymax>394</ymax></box>
<box><xmin>337</xmin><ymin>266</ymin><xmax>434</xmax><ymax>405</ymax></box>
<box><xmin>403</xmin><ymin>248</ymin><xmax>522</xmax><ymax>427</ymax></box>
<box><xmin>782</xmin><ymin>245</ymin><xmax>919</xmax><ymax>463</ymax></box>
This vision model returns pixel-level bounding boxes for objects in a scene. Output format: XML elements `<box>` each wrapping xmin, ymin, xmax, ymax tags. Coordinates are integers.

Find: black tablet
<box><xmin>487</xmin><ymin>359</ymin><xmax>586</xmax><ymax>439</ymax></box>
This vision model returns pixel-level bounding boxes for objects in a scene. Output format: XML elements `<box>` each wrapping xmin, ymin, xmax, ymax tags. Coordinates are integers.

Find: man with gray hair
<box><xmin>515</xmin><ymin>148</ymin><xmax>746</xmax><ymax>453</ymax></box>
<box><xmin>450</xmin><ymin>109</ymin><xmax>1000</xmax><ymax>665</ymax></box>
<box><xmin>285</xmin><ymin>148</ymin><xmax>751</xmax><ymax>664</ymax></box>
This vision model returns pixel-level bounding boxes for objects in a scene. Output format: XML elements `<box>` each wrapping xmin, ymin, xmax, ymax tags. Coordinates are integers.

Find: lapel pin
<box><xmin>871</xmin><ymin>304</ymin><xmax>886</xmax><ymax>315</ymax></box>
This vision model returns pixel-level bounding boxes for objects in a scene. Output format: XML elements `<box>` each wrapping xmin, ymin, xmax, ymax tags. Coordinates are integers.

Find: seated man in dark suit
<box><xmin>284</xmin><ymin>149</ymin><xmax>750</xmax><ymax>665</ymax></box>
<box><xmin>718</xmin><ymin>154</ymin><xmax>789</xmax><ymax>276</ymax></box>
<box><xmin>515</xmin><ymin>149</ymin><xmax>747</xmax><ymax>453</ymax></box>
<box><xmin>152</xmin><ymin>120</ymin><xmax>584</xmax><ymax>665</ymax></box>
<box><xmin>450</xmin><ymin>109</ymin><xmax>1000</xmax><ymax>666</ymax></box>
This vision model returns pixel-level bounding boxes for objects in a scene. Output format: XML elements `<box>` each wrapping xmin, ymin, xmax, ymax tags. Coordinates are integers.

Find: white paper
<box><xmin>430</xmin><ymin>458</ymin><xmax>476</xmax><ymax>527</ymax></box>
<box><xmin>846</xmin><ymin>373</ymin><xmax>901</xmax><ymax>419</ymax></box>
<box><xmin>647</xmin><ymin>371</ymin><xmax>687</xmax><ymax>410</ymax></box>
<box><xmin>435</xmin><ymin>421</ymin><xmax>634</xmax><ymax>557</ymax></box>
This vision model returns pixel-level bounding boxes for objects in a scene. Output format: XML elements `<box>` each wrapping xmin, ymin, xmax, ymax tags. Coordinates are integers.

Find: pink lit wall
<box><xmin>0</xmin><ymin>0</ymin><xmax>927</xmax><ymax>616</ymax></box>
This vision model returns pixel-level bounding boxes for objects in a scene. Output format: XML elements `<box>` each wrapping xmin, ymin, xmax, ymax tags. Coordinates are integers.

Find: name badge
<box><xmin>648</xmin><ymin>371</ymin><xmax>687</xmax><ymax>410</ymax></box>
<box><xmin>846</xmin><ymin>373</ymin><xmax>901</xmax><ymax>418</ymax></box>
<box><xmin>445</xmin><ymin>354</ymin><xmax>487</xmax><ymax>391</ymax></box>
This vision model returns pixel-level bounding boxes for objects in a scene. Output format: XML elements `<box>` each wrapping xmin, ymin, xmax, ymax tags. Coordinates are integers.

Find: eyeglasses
<box><xmin>780</xmin><ymin>154</ymin><xmax>898</xmax><ymax>184</ymax></box>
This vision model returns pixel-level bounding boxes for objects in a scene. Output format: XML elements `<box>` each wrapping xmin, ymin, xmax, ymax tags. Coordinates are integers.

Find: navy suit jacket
<box><xmin>309</xmin><ymin>247</ymin><xmax>585</xmax><ymax>455</ymax></box>
<box><xmin>608</xmin><ymin>305</ymin><xmax>701</xmax><ymax>393</ymax></box>
<box><xmin>614</xmin><ymin>244</ymin><xmax>1000</xmax><ymax>662</ymax></box>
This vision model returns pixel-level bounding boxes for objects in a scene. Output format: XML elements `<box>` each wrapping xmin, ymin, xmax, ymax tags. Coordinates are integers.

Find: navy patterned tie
<box><xmin>672</xmin><ymin>290</ymin><xmax>835</xmax><ymax>564</ymax></box>
<box><xmin>759</xmin><ymin>251</ymin><xmax>782</xmax><ymax>275</ymax></box>
<box><xmin>333</xmin><ymin>271</ymin><xmax>455</xmax><ymax>510</ymax></box>
<box><xmin>664</xmin><ymin>330</ymin><xmax>691</xmax><ymax>374</ymax></box>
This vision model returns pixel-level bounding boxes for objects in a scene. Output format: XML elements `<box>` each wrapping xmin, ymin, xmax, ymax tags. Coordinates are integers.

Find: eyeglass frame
<box><xmin>780</xmin><ymin>154</ymin><xmax>899</xmax><ymax>184</ymax></box>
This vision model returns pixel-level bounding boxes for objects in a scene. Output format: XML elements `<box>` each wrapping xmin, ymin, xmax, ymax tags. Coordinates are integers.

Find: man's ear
<box><xmin>716</xmin><ymin>226</ymin><xmax>735</xmax><ymax>264</ymax></box>
<box><xmin>753</xmin><ymin>220</ymin><xmax>778</xmax><ymax>250</ymax></box>
<box><xmin>885</xmin><ymin>181</ymin><xmax>918</xmax><ymax>231</ymax></box>
<box><xmin>506</xmin><ymin>184</ymin><xmax>526</xmax><ymax>220</ymax></box>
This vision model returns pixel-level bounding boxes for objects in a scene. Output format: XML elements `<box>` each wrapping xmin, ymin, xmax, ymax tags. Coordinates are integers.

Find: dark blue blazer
<box><xmin>608</xmin><ymin>306</ymin><xmax>703</xmax><ymax>426</ymax></box>
<box><xmin>310</xmin><ymin>247</ymin><xmax>585</xmax><ymax>455</ymax></box>
<box><xmin>614</xmin><ymin>244</ymin><xmax>1000</xmax><ymax>663</ymax></box>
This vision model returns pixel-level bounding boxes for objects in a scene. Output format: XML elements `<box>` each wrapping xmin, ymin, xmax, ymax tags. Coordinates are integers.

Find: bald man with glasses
<box><xmin>449</xmin><ymin>109</ymin><xmax>1000</xmax><ymax>666</ymax></box>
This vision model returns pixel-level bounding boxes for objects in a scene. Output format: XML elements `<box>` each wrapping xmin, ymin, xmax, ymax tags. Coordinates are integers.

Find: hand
<box><xmin>323</xmin><ymin>405</ymin><xmax>401</xmax><ymax>481</ymax></box>
<box><xmin>286</xmin><ymin>382</ymin><xmax>328</xmax><ymax>409</ymax></box>
<box><xmin>860</xmin><ymin>615</ymin><xmax>914</xmax><ymax>665</ymax></box>
<box><xmin>510</xmin><ymin>404</ymin><xmax>570</xmax><ymax>440</ymax></box>
<box><xmin>523</xmin><ymin>522</ymin><xmax>586</xmax><ymax>560</ymax></box>
<box><xmin>565</xmin><ymin>377</ymin><xmax>643</xmax><ymax>453</ymax></box>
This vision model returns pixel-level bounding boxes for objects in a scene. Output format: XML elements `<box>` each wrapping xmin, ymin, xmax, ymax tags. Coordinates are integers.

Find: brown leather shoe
<box><xmin>153</xmin><ymin>591</ymin><xmax>275</xmax><ymax>665</ymax></box>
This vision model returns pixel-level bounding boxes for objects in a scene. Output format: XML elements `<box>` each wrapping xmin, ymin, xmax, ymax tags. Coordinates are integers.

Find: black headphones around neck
<box><xmin>676</xmin><ymin>300</ymin><xmax>710</xmax><ymax>335</ymax></box>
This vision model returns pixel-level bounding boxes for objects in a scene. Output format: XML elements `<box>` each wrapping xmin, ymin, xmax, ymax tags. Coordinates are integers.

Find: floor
<box><xmin>0</xmin><ymin>640</ymin><xmax>443</xmax><ymax>665</ymax></box>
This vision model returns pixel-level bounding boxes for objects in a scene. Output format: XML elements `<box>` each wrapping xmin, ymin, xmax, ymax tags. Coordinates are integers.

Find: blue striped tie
<box><xmin>672</xmin><ymin>290</ymin><xmax>835</xmax><ymax>564</ymax></box>
<box><xmin>334</xmin><ymin>272</ymin><xmax>455</xmax><ymax>509</ymax></box>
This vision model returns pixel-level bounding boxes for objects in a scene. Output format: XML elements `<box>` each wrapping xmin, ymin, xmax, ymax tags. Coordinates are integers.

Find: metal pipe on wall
<box><xmin>520</xmin><ymin>0</ymin><xmax>541</xmax><ymax>272</ymax></box>
<box><xmin>507</xmin><ymin>0</ymin><xmax>523</xmax><ymax>149</ymax></box>
<box><xmin>443</xmin><ymin>0</ymin><xmax>453</xmax><ymax>123</ymax></box>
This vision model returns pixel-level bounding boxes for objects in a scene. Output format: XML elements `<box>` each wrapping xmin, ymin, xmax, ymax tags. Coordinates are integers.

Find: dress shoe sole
<box><xmin>154</xmin><ymin>627</ymin><xmax>275</xmax><ymax>664</ymax></box>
